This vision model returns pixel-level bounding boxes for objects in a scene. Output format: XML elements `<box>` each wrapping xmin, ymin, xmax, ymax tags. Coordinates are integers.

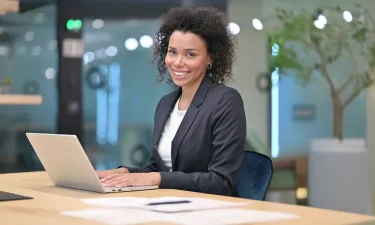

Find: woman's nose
<box><xmin>173</xmin><ymin>56</ymin><xmax>185</xmax><ymax>67</ymax></box>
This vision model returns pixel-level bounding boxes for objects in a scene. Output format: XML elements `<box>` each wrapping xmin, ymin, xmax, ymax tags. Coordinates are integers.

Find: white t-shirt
<box><xmin>157</xmin><ymin>98</ymin><xmax>186</xmax><ymax>169</ymax></box>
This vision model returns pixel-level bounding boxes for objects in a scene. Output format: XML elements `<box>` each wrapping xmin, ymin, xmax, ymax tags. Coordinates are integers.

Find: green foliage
<box><xmin>352</xmin><ymin>27</ymin><xmax>368</xmax><ymax>42</ymax></box>
<box><xmin>266</xmin><ymin>4</ymin><xmax>375</xmax><ymax>139</ymax></box>
<box><xmin>267</xmin><ymin>8</ymin><xmax>320</xmax><ymax>85</ymax></box>
<box><xmin>0</xmin><ymin>78</ymin><xmax>11</xmax><ymax>86</ymax></box>
<box><xmin>267</xmin><ymin>4</ymin><xmax>375</xmax><ymax>92</ymax></box>
<box><xmin>268</xmin><ymin>33</ymin><xmax>313</xmax><ymax>86</ymax></box>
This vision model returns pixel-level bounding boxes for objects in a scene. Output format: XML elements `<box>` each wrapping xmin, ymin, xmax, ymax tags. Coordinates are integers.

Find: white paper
<box><xmin>81</xmin><ymin>196</ymin><xmax>250</xmax><ymax>212</ymax></box>
<box><xmin>61</xmin><ymin>208</ymin><xmax>171</xmax><ymax>225</ymax></box>
<box><xmin>61</xmin><ymin>208</ymin><xmax>299</xmax><ymax>225</ymax></box>
<box><xmin>169</xmin><ymin>208</ymin><xmax>299</xmax><ymax>225</ymax></box>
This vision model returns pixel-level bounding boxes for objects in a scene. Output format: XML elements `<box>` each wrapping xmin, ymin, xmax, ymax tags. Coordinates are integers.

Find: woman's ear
<box><xmin>207</xmin><ymin>55</ymin><xmax>212</xmax><ymax>66</ymax></box>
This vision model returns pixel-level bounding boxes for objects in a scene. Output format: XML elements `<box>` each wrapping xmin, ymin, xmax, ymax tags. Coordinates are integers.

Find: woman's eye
<box><xmin>187</xmin><ymin>53</ymin><xmax>195</xmax><ymax>57</ymax></box>
<box><xmin>168</xmin><ymin>50</ymin><xmax>176</xmax><ymax>55</ymax></box>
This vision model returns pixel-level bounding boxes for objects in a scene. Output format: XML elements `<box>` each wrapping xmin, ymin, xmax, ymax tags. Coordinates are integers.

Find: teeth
<box><xmin>174</xmin><ymin>71</ymin><xmax>189</xmax><ymax>76</ymax></box>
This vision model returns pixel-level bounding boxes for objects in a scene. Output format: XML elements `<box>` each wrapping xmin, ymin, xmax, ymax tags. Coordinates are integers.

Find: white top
<box><xmin>157</xmin><ymin>98</ymin><xmax>187</xmax><ymax>169</ymax></box>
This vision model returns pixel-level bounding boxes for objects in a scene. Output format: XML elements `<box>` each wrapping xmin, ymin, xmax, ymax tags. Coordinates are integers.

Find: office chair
<box><xmin>236</xmin><ymin>151</ymin><xmax>273</xmax><ymax>201</ymax></box>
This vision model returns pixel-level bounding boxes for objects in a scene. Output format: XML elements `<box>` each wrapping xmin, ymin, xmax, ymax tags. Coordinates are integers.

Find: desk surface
<box><xmin>1</xmin><ymin>172</ymin><xmax>375</xmax><ymax>225</ymax></box>
<box><xmin>0</xmin><ymin>94</ymin><xmax>42</xmax><ymax>105</ymax></box>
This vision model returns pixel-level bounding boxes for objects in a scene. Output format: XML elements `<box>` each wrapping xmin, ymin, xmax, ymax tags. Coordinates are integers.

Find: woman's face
<box><xmin>165</xmin><ymin>30</ymin><xmax>211</xmax><ymax>88</ymax></box>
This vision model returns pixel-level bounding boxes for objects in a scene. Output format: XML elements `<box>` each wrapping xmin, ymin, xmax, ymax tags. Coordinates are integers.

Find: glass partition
<box><xmin>0</xmin><ymin>3</ymin><xmax>58</xmax><ymax>173</ymax></box>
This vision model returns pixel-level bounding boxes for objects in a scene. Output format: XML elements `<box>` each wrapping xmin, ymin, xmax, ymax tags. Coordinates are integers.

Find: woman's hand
<box><xmin>96</xmin><ymin>167</ymin><xmax>129</xmax><ymax>179</ymax></box>
<box><xmin>100</xmin><ymin>172</ymin><xmax>161</xmax><ymax>187</ymax></box>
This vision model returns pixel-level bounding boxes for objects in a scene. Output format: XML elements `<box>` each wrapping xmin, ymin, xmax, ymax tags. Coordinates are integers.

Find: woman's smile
<box><xmin>172</xmin><ymin>70</ymin><xmax>191</xmax><ymax>79</ymax></box>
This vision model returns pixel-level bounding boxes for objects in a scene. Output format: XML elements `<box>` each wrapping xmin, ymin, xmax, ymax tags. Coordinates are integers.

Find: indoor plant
<box><xmin>266</xmin><ymin>4</ymin><xmax>375</xmax><ymax>214</ymax></box>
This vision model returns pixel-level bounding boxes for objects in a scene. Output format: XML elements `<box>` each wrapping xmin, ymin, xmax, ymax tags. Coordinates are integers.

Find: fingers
<box><xmin>96</xmin><ymin>171</ymin><xmax>108</xmax><ymax>179</ymax></box>
<box><xmin>100</xmin><ymin>173</ymin><xmax>121</xmax><ymax>183</ymax></box>
<box><xmin>102</xmin><ymin>174</ymin><xmax>134</xmax><ymax>187</ymax></box>
<box><xmin>96</xmin><ymin>168</ymin><xmax>126</xmax><ymax>179</ymax></box>
<box><xmin>102</xmin><ymin>175</ymin><xmax>124</xmax><ymax>186</ymax></box>
<box><xmin>101</xmin><ymin>173</ymin><xmax>141</xmax><ymax>187</ymax></box>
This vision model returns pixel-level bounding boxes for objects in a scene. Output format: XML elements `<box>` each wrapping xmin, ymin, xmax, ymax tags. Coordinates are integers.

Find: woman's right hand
<box><xmin>96</xmin><ymin>167</ymin><xmax>129</xmax><ymax>179</ymax></box>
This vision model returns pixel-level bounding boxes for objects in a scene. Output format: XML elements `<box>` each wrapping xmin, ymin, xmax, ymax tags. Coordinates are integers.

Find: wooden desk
<box><xmin>1</xmin><ymin>172</ymin><xmax>375</xmax><ymax>225</ymax></box>
<box><xmin>0</xmin><ymin>94</ymin><xmax>42</xmax><ymax>105</ymax></box>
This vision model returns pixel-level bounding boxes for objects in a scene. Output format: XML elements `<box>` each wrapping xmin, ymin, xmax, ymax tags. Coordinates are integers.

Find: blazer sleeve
<box><xmin>158</xmin><ymin>89</ymin><xmax>246</xmax><ymax>196</ymax></box>
<box><xmin>121</xmin><ymin>99</ymin><xmax>162</xmax><ymax>173</ymax></box>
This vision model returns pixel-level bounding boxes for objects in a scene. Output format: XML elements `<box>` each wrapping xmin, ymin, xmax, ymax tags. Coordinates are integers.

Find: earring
<box><xmin>207</xmin><ymin>63</ymin><xmax>212</xmax><ymax>70</ymax></box>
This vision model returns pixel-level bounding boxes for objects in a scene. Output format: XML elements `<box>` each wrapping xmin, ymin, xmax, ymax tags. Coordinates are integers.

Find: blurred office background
<box><xmin>0</xmin><ymin>0</ymin><xmax>374</xmax><ymax>216</ymax></box>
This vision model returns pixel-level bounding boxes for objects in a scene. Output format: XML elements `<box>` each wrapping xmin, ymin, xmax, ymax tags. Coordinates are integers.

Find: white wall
<box><xmin>227</xmin><ymin>0</ymin><xmax>270</xmax><ymax>152</ymax></box>
<box><xmin>367</xmin><ymin>82</ymin><xmax>375</xmax><ymax>215</ymax></box>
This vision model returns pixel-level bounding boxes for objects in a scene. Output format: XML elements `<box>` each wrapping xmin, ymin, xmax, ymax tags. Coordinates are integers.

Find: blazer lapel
<box><xmin>153</xmin><ymin>88</ymin><xmax>181</xmax><ymax>149</ymax></box>
<box><xmin>171</xmin><ymin>76</ymin><xmax>213</xmax><ymax>170</ymax></box>
<box><xmin>151</xmin><ymin>88</ymin><xmax>180</xmax><ymax>171</ymax></box>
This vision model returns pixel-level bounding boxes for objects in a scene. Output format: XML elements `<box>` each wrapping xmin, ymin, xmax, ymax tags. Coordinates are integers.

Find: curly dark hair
<box><xmin>152</xmin><ymin>7</ymin><xmax>237</xmax><ymax>84</ymax></box>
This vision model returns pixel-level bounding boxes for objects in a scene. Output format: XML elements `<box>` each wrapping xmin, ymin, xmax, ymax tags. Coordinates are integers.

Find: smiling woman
<box><xmin>166</xmin><ymin>31</ymin><xmax>209</xmax><ymax>88</ymax></box>
<box><xmin>96</xmin><ymin>7</ymin><xmax>246</xmax><ymax>197</ymax></box>
<box><xmin>153</xmin><ymin>7</ymin><xmax>236</xmax><ymax>85</ymax></box>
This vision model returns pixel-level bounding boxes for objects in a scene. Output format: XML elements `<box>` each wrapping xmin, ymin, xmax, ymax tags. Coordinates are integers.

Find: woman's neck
<box><xmin>178</xmin><ymin>87</ymin><xmax>195</xmax><ymax>111</ymax></box>
<box><xmin>178</xmin><ymin>75</ymin><xmax>206</xmax><ymax>110</ymax></box>
<box><xmin>179</xmin><ymin>79</ymin><xmax>201</xmax><ymax>110</ymax></box>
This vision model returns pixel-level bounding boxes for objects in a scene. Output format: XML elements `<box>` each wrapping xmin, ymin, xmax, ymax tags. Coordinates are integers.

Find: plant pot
<box><xmin>308</xmin><ymin>138</ymin><xmax>372</xmax><ymax>215</ymax></box>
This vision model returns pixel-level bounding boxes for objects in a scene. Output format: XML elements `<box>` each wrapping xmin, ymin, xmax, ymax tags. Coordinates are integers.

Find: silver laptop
<box><xmin>26</xmin><ymin>132</ymin><xmax>159</xmax><ymax>193</ymax></box>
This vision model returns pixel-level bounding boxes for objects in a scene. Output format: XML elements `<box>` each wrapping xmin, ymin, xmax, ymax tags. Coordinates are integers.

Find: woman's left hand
<box><xmin>100</xmin><ymin>172</ymin><xmax>161</xmax><ymax>187</ymax></box>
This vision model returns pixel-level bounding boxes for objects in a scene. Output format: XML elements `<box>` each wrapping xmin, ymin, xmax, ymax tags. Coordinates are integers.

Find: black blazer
<box><xmin>126</xmin><ymin>76</ymin><xmax>247</xmax><ymax>196</ymax></box>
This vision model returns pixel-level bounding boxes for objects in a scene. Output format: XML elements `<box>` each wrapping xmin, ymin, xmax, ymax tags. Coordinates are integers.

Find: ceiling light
<box><xmin>252</xmin><ymin>18</ymin><xmax>263</xmax><ymax>30</ymax></box>
<box><xmin>139</xmin><ymin>35</ymin><xmax>153</xmax><ymax>48</ymax></box>
<box><xmin>92</xmin><ymin>19</ymin><xmax>104</xmax><ymax>29</ymax></box>
<box><xmin>343</xmin><ymin>11</ymin><xmax>353</xmax><ymax>22</ymax></box>
<box><xmin>45</xmin><ymin>68</ymin><xmax>56</xmax><ymax>79</ymax></box>
<box><xmin>314</xmin><ymin>15</ymin><xmax>327</xmax><ymax>29</ymax></box>
<box><xmin>106</xmin><ymin>46</ymin><xmax>118</xmax><ymax>57</ymax></box>
<box><xmin>228</xmin><ymin>22</ymin><xmax>240</xmax><ymax>35</ymax></box>
<box><xmin>124</xmin><ymin>38</ymin><xmax>138</xmax><ymax>51</ymax></box>
<box><xmin>83</xmin><ymin>52</ymin><xmax>95</xmax><ymax>64</ymax></box>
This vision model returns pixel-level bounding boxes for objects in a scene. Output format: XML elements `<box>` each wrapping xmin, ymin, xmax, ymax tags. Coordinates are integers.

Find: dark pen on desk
<box><xmin>147</xmin><ymin>200</ymin><xmax>192</xmax><ymax>206</ymax></box>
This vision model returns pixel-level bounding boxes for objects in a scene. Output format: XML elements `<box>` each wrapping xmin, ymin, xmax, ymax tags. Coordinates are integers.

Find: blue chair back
<box><xmin>236</xmin><ymin>151</ymin><xmax>273</xmax><ymax>200</ymax></box>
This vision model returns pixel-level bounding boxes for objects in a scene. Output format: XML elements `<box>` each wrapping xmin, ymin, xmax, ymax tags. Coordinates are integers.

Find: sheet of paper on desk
<box><xmin>81</xmin><ymin>196</ymin><xmax>250</xmax><ymax>212</ymax></box>
<box><xmin>170</xmin><ymin>208</ymin><xmax>299</xmax><ymax>225</ymax></box>
<box><xmin>61</xmin><ymin>208</ymin><xmax>299</xmax><ymax>225</ymax></box>
<box><xmin>61</xmin><ymin>208</ymin><xmax>170</xmax><ymax>225</ymax></box>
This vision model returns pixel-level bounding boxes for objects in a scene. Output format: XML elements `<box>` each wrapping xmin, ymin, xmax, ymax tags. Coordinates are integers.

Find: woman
<box><xmin>97</xmin><ymin>7</ymin><xmax>246</xmax><ymax>197</ymax></box>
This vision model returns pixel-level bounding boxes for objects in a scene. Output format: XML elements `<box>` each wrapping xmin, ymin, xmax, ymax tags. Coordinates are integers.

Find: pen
<box><xmin>147</xmin><ymin>200</ymin><xmax>191</xmax><ymax>206</ymax></box>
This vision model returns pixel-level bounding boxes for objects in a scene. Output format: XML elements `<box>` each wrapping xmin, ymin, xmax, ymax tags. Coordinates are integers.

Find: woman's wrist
<box><xmin>117</xmin><ymin>167</ymin><xmax>129</xmax><ymax>173</ymax></box>
<box><xmin>150</xmin><ymin>172</ymin><xmax>161</xmax><ymax>186</ymax></box>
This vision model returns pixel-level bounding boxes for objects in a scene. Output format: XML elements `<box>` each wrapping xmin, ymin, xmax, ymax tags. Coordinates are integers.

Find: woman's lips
<box><xmin>172</xmin><ymin>70</ymin><xmax>191</xmax><ymax>79</ymax></box>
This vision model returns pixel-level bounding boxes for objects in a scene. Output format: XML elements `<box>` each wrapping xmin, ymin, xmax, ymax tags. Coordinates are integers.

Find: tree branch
<box><xmin>338</xmin><ymin>75</ymin><xmax>355</xmax><ymax>94</ymax></box>
<box><xmin>331</xmin><ymin>30</ymin><xmax>345</xmax><ymax>62</ymax></box>
<box><xmin>319</xmin><ymin>63</ymin><xmax>337</xmax><ymax>95</ymax></box>
<box><xmin>343</xmin><ymin>71</ymin><xmax>375</xmax><ymax>108</ymax></box>
<box><xmin>302</xmin><ymin>26</ymin><xmax>337</xmax><ymax>95</ymax></box>
<box><xmin>304</xmin><ymin>49</ymin><xmax>335</xmax><ymax>91</ymax></box>
<box><xmin>343</xmin><ymin>86</ymin><xmax>363</xmax><ymax>108</ymax></box>
<box><xmin>312</xmin><ymin>44</ymin><xmax>337</xmax><ymax>95</ymax></box>
<box><xmin>346</xmin><ymin>42</ymin><xmax>360</xmax><ymax>74</ymax></box>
